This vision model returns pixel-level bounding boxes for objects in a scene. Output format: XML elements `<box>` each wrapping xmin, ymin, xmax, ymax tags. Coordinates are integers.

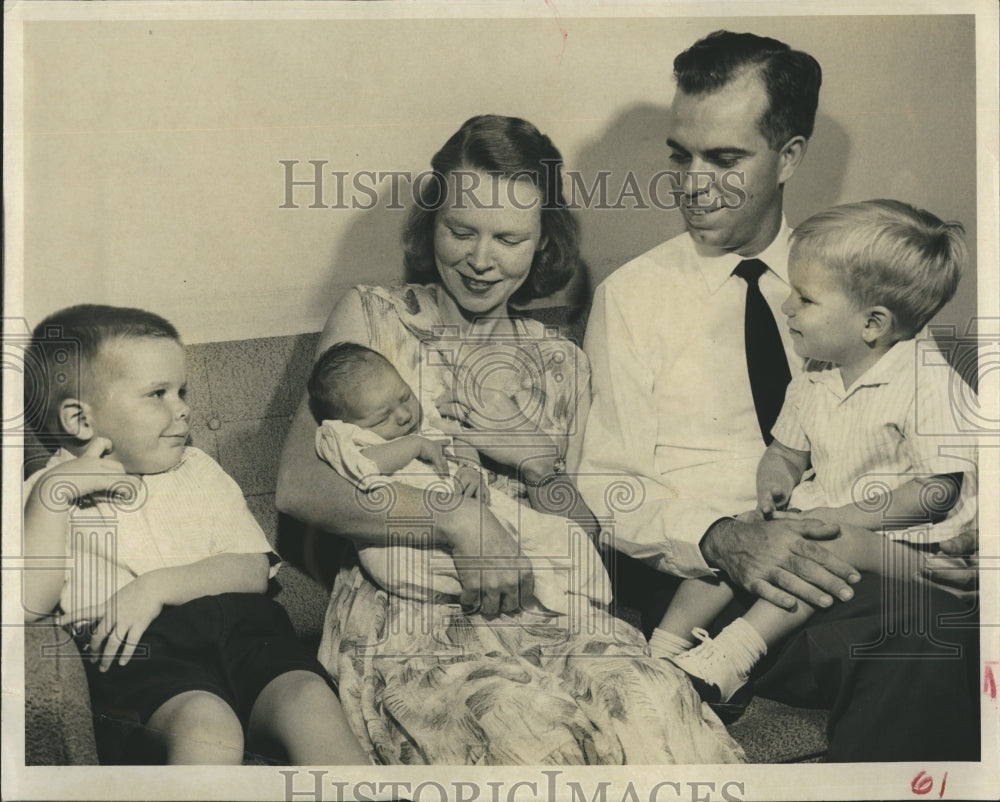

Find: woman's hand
<box><xmin>446</xmin><ymin>504</ymin><xmax>534</xmax><ymax>616</ymax></box>
<box><xmin>437</xmin><ymin>383</ymin><xmax>530</xmax><ymax>432</ymax></box>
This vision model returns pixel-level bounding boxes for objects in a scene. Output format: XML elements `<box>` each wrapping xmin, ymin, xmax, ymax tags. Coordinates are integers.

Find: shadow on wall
<box><xmin>784</xmin><ymin>112</ymin><xmax>850</xmax><ymax>228</ymax></box>
<box><xmin>319</xmin><ymin>182</ymin><xmax>412</xmax><ymax>319</ymax></box>
<box><xmin>571</xmin><ymin>102</ymin><xmax>682</xmax><ymax>299</ymax></box>
<box><xmin>315</xmin><ymin>106</ymin><xmax>852</xmax><ymax>316</ymax></box>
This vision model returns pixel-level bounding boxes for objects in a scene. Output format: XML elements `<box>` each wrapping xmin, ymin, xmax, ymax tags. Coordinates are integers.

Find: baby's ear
<box><xmin>57</xmin><ymin>398</ymin><xmax>94</xmax><ymax>441</ymax></box>
<box><xmin>862</xmin><ymin>306</ymin><xmax>895</xmax><ymax>343</ymax></box>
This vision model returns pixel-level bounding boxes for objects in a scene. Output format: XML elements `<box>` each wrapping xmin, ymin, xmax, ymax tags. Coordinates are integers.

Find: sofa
<box><xmin>23</xmin><ymin>306</ymin><xmax>829</xmax><ymax>765</ymax></box>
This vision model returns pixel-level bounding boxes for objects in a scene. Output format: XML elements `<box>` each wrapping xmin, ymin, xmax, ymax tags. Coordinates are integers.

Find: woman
<box><xmin>276</xmin><ymin>115</ymin><xmax>743</xmax><ymax>765</ymax></box>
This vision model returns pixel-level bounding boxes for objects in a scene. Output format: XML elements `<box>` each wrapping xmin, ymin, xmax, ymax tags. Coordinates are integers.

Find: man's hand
<box><xmin>938</xmin><ymin>528</ymin><xmax>978</xmax><ymax>557</ymax></box>
<box><xmin>701</xmin><ymin>516</ymin><xmax>861</xmax><ymax>610</ymax></box>
<box><xmin>772</xmin><ymin>506</ymin><xmax>838</xmax><ymax>525</ymax></box>
<box><xmin>78</xmin><ymin>574</ymin><xmax>166</xmax><ymax>672</ymax></box>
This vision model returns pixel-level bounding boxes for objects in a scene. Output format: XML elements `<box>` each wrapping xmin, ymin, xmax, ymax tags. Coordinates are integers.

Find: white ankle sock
<box><xmin>649</xmin><ymin>628</ymin><xmax>695</xmax><ymax>658</ymax></box>
<box><xmin>713</xmin><ymin>618</ymin><xmax>767</xmax><ymax>675</ymax></box>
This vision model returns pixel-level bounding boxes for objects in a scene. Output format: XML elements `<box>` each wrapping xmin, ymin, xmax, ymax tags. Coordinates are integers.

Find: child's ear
<box><xmin>862</xmin><ymin>306</ymin><xmax>894</xmax><ymax>343</ymax></box>
<box><xmin>57</xmin><ymin>398</ymin><xmax>95</xmax><ymax>441</ymax></box>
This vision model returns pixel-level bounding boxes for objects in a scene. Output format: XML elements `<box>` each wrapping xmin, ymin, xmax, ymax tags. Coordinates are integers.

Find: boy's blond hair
<box><xmin>790</xmin><ymin>199</ymin><xmax>966</xmax><ymax>339</ymax></box>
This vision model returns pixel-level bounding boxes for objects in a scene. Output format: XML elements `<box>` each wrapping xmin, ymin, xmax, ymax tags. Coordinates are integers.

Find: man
<box><xmin>578</xmin><ymin>30</ymin><xmax>979</xmax><ymax>762</ymax></box>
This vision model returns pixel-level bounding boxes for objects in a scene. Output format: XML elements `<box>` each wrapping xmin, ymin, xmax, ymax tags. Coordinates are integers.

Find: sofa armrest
<box><xmin>24</xmin><ymin>622</ymin><xmax>99</xmax><ymax>765</ymax></box>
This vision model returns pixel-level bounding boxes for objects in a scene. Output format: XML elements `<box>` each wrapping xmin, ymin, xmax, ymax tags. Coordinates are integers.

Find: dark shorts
<box><xmin>76</xmin><ymin>593</ymin><xmax>330</xmax><ymax>730</ymax></box>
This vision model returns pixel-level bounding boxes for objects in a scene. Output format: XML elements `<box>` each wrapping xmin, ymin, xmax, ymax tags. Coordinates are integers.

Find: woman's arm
<box><xmin>275</xmin><ymin>289</ymin><xmax>529</xmax><ymax>613</ymax></box>
<box><xmin>521</xmin><ymin>387</ymin><xmax>599</xmax><ymax>537</ymax></box>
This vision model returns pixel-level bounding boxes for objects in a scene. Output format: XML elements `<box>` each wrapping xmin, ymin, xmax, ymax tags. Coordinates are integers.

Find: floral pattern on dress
<box><xmin>317</xmin><ymin>284</ymin><xmax>745</xmax><ymax>765</ymax></box>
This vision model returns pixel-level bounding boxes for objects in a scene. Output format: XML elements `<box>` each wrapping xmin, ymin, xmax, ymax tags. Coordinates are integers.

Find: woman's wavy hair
<box><xmin>402</xmin><ymin>115</ymin><xmax>581</xmax><ymax>304</ymax></box>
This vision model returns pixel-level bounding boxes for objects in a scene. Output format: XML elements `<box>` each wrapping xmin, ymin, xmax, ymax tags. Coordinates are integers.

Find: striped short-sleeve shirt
<box><xmin>772</xmin><ymin>336</ymin><xmax>978</xmax><ymax>541</ymax></box>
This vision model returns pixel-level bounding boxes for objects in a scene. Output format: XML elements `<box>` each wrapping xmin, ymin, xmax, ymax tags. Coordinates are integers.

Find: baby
<box><xmin>649</xmin><ymin>200</ymin><xmax>977</xmax><ymax>703</ymax></box>
<box><xmin>307</xmin><ymin>341</ymin><xmax>611</xmax><ymax>613</ymax></box>
<box><xmin>22</xmin><ymin>304</ymin><xmax>367</xmax><ymax>765</ymax></box>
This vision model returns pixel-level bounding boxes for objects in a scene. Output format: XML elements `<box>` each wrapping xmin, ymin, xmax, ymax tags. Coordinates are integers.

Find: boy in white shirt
<box><xmin>649</xmin><ymin>200</ymin><xmax>977</xmax><ymax>703</ymax></box>
<box><xmin>22</xmin><ymin>304</ymin><xmax>367</xmax><ymax>765</ymax></box>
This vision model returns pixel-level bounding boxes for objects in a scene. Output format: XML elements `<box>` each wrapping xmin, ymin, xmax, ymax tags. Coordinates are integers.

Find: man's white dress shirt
<box><xmin>578</xmin><ymin>223</ymin><xmax>800</xmax><ymax>577</ymax></box>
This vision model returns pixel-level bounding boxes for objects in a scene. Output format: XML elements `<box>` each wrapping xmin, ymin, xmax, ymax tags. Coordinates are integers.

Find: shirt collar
<box><xmin>42</xmin><ymin>445</ymin><xmax>190</xmax><ymax>475</ymax></box>
<box><xmin>808</xmin><ymin>336</ymin><xmax>919</xmax><ymax>398</ymax></box>
<box><xmin>693</xmin><ymin>218</ymin><xmax>793</xmax><ymax>295</ymax></box>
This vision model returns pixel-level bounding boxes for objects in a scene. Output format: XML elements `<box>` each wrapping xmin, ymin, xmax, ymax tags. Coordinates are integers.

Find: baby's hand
<box><xmin>454</xmin><ymin>465</ymin><xmax>489</xmax><ymax>502</ymax></box>
<box><xmin>34</xmin><ymin>437</ymin><xmax>140</xmax><ymax>508</ymax></box>
<box><xmin>756</xmin><ymin>485</ymin><xmax>790</xmax><ymax>519</ymax></box>
<box><xmin>412</xmin><ymin>436</ymin><xmax>450</xmax><ymax>478</ymax></box>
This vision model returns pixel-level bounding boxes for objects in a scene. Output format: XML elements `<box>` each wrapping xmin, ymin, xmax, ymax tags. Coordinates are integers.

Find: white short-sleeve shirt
<box><xmin>23</xmin><ymin>446</ymin><xmax>275</xmax><ymax>622</ymax></box>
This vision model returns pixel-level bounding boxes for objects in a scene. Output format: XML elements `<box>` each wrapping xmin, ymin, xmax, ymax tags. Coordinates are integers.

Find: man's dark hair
<box><xmin>25</xmin><ymin>304</ymin><xmax>180</xmax><ymax>435</ymax></box>
<box><xmin>674</xmin><ymin>30</ymin><xmax>822</xmax><ymax>149</ymax></box>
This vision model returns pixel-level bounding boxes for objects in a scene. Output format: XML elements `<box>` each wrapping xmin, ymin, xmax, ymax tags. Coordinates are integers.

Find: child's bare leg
<box><xmin>669</xmin><ymin>528</ymin><xmax>925</xmax><ymax>702</ymax></box>
<box><xmin>144</xmin><ymin>690</ymin><xmax>245</xmax><ymax>764</ymax></box>
<box><xmin>658</xmin><ymin>576</ymin><xmax>736</xmax><ymax>637</ymax></box>
<box><xmin>742</xmin><ymin>525</ymin><xmax>925</xmax><ymax>643</ymax></box>
<box><xmin>247</xmin><ymin>670</ymin><xmax>370</xmax><ymax>765</ymax></box>
<box><xmin>741</xmin><ymin>597</ymin><xmax>814</xmax><ymax>644</ymax></box>
<box><xmin>825</xmin><ymin>524</ymin><xmax>926</xmax><ymax>579</ymax></box>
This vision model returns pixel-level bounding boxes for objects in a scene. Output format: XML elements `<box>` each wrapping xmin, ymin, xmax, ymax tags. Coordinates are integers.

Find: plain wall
<box><xmin>21</xmin><ymin>14</ymin><xmax>977</xmax><ymax>343</ymax></box>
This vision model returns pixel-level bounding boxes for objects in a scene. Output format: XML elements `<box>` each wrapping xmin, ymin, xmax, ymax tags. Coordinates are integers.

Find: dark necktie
<box><xmin>733</xmin><ymin>258</ymin><xmax>792</xmax><ymax>445</ymax></box>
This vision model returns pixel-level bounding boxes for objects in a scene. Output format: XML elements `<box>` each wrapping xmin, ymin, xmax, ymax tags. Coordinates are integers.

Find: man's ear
<box><xmin>862</xmin><ymin>306</ymin><xmax>894</xmax><ymax>343</ymax></box>
<box><xmin>57</xmin><ymin>398</ymin><xmax>94</xmax><ymax>441</ymax></box>
<box><xmin>777</xmin><ymin>135</ymin><xmax>808</xmax><ymax>185</ymax></box>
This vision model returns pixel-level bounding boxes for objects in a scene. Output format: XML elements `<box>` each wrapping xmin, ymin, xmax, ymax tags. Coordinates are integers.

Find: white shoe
<box><xmin>668</xmin><ymin>628</ymin><xmax>751</xmax><ymax>703</ymax></box>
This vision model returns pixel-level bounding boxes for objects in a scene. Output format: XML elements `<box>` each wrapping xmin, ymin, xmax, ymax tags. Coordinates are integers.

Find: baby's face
<box><xmin>345</xmin><ymin>363</ymin><xmax>421</xmax><ymax>441</ymax></box>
